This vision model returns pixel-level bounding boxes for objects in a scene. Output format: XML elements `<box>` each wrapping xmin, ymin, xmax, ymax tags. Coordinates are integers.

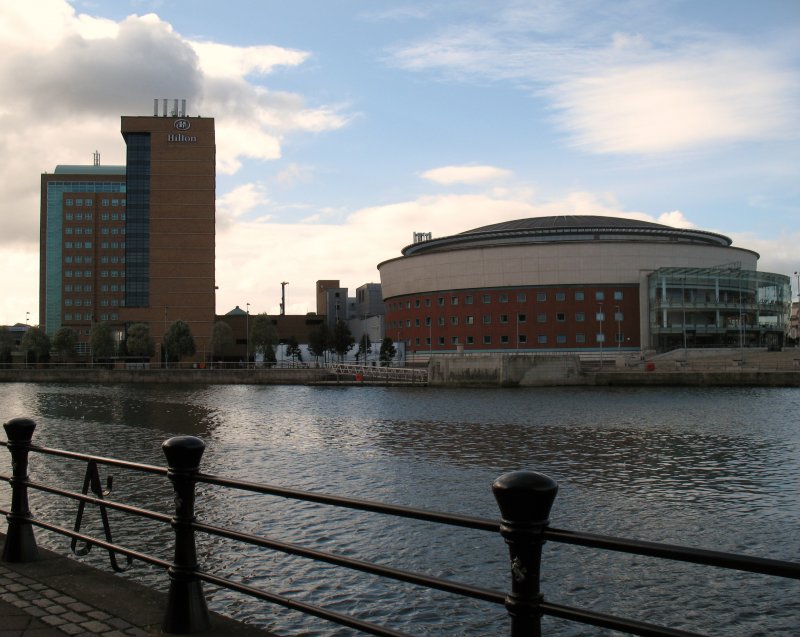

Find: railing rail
<box><xmin>1</xmin><ymin>418</ymin><xmax>798</xmax><ymax>636</ymax></box>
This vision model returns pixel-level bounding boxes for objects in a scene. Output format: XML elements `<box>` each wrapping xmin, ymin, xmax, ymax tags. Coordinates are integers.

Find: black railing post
<box><xmin>162</xmin><ymin>436</ymin><xmax>210</xmax><ymax>633</ymax></box>
<box><xmin>493</xmin><ymin>470</ymin><xmax>558</xmax><ymax>637</ymax></box>
<box><xmin>2</xmin><ymin>417</ymin><xmax>40</xmax><ymax>563</ymax></box>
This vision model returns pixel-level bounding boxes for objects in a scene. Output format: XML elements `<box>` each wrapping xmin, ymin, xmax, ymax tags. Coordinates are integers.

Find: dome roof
<box><xmin>401</xmin><ymin>215</ymin><xmax>732</xmax><ymax>256</ymax></box>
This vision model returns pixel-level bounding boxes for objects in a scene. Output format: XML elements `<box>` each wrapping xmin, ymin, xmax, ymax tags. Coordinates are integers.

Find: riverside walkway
<box><xmin>0</xmin><ymin>534</ymin><xmax>274</xmax><ymax>637</ymax></box>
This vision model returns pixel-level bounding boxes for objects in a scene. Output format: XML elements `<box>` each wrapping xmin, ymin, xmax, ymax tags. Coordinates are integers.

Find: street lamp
<box><xmin>25</xmin><ymin>312</ymin><xmax>30</xmax><ymax>325</ymax></box>
<box><xmin>246</xmin><ymin>302</ymin><xmax>250</xmax><ymax>368</ymax></box>
<box><xmin>598</xmin><ymin>303</ymin><xmax>604</xmax><ymax>369</ymax></box>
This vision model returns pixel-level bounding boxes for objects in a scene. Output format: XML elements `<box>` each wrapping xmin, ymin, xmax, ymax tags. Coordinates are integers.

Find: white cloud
<box><xmin>216</xmin><ymin>183</ymin><xmax>270</xmax><ymax>229</ymax></box>
<box><xmin>549</xmin><ymin>49</ymin><xmax>799</xmax><ymax>154</ymax></box>
<box><xmin>421</xmin><ymin>165</ymin><xmax>512</xmax><ymax>185</ymax></box>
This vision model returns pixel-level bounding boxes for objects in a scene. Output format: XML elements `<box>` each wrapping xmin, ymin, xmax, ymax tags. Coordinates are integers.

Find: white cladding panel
<box><xmin>378</xmin><ymin>242</ymin><xmax>757</xmax><ymax>299</ymax></box>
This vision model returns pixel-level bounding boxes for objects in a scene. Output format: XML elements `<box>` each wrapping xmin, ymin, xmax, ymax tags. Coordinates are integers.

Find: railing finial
<box><xmin>493</xmin><ymin>470</ymin><xmax>558</xmax><ymax>637</ymax></box>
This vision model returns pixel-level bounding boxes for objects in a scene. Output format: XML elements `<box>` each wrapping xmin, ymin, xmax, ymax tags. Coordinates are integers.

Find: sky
<box><xmin>1</xmin><ymin>0</ymin><xmax>798</xmax><ymax>324</ymax></box>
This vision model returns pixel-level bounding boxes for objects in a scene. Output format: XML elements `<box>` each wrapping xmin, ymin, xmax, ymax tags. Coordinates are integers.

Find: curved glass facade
<box><xmin>648</xmin><ymin>266</ymin><xmax>791</xmax><ymax>351</ymax></box>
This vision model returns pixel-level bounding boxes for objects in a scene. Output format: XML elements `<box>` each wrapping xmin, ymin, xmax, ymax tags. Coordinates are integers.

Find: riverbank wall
<box><xmin>427</xmin><ymin>353</ymin><xmax>800</xmax><ymax>387</ymax></box>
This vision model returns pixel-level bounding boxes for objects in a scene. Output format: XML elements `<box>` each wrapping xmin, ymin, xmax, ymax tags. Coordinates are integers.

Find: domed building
<box><xmin>378</xmin><ymin>215</ymin><xmax>791</xmax><ymax>354</ymax></box>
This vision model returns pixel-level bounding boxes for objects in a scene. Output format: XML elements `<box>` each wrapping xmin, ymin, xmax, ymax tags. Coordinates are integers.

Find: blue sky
<box><xmin>0</xmin><ymin>0</ymin><xmax>798</xmax><ymax>323</ymax></box>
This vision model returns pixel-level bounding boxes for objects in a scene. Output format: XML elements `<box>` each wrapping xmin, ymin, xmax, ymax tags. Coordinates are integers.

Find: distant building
<box><xmin>40</xmin><ymin>100</ymin><xmax>216</xmax><ymax>360</ymax></box>
<box><xmin>379</xmin><ymin>215</ymin><xmax>791</xmax><ymax>354</ymax></box>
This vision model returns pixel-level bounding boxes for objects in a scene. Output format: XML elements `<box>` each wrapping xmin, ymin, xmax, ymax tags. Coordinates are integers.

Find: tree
<box><xmin>308</xmin><ymin>324</ymin><xmax>331</xmax><ymax>364</ymax></box>
<box><xmin>332</xmin><ymin>320</ymin><xmax>355</xmax><ymax>362</ymax></box>
<box><xmin>209</xmin><ymin>321</ymin><xmax>234</xmax><ymax>360</ymax></box>
<box><xmin>90</xmin><ymin>322</ymin><xmax>116</xmax><ymax>360</ymax></box>
<box><xmin>379</xmin><ymin>337</ymin><xmax>397</xmax><ymax>366</ymax></box>
<box><xmin>285</xmin><ymin>335</ymin><xmax>302</xmax><ymax>363</ymax></box>
<box><xmin>249</xmin><ymin>313</ymin><xmax>277</xmax><ymax>364</ymax></box>
<box><xmin>21</xmin><ymin>326</ymin><xmax>51</xmax><ymax>365</ymax></box>
<box><xmin>0</xmin><ymin>328</ymin><xmax>16</xmax><ymax>367</ymax></box>
<box><xmin>358</xmin><ymin>333</ymin><xmax>372</xmax><ymax>364</ymax></box>
<box><xmin>53</xmin><ymin>326</ymin><xmax>78</xmax><ymax>363</ymax></box>
<box><xmin>163</xmin><ymin>320</ymin><xmax>196</xmax><ymax>364</ymax></box>
<box><xmin>126</xmin><ymin>323</ymin><xmax>155</xmax><ymax>358</ymax></box>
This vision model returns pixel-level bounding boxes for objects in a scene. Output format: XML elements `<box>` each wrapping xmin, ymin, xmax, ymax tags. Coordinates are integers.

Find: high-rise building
<box><xmin>40</xmin><ymin>101</ymin><xmax>216</xmax><ymax>361</ymax></box>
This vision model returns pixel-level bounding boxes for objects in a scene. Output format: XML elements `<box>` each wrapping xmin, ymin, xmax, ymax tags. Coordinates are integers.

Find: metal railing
<box><xmin>328</xmin><ymin>363</ymin><xmax>428</xmax><ymax>384</ymax></box>
<box><xmin>1</xmin><ymin>418</ymin><xmax>798</xmax><ymax>636</ymax></box>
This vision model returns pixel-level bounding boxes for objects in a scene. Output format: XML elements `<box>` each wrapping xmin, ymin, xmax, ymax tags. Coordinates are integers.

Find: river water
<box><xmin>0</xmin><ymin>383</ymin><xmax>797</xmax><ymax>636</ymax></box>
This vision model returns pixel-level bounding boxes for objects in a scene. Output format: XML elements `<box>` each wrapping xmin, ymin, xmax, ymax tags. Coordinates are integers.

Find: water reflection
<box><xmin>0</xmin><ymin>383</ymin><xmax>798</xmax><ymax>636</ymax></box>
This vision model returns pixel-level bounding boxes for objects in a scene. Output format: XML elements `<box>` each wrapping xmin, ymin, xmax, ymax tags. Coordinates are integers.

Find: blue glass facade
<box><xmin>124</xmin><ymin>133</ymin><xmax>150</xmax><ymax>307</ymax></box>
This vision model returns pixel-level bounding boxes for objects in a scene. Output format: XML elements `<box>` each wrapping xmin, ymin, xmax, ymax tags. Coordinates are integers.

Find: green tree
<box><xmin>249</xmin><ymin>313</ymin><xmax>277</xmax><ymax>364</ymax></box>
<box><xmin>285</xmin><ymin>335</ymin><xmax>302</xmax><ymax>362</ymax></box>
<box><xmin>0</xmin><ymin>328</ymin><xmax>17</xmax><ymax>367</ymax></box>
<box><xmin>126</xmin><ymin>323</ymin><xmax>155</xmax><ymax>358</ymax></box>
<box><xmin>89</xmin><ymin>322</ymin><xmax>116</xmax><ymax>360</ymax></box>
<box><xmin>379</xmin><ymin>337</ymin><xmax>397</xmax><ymax>366</ymax></box>
<box><xmin>163</xmin><ymin>320</ymin><xmax>196</xmax><ymax>364</ymax></box>
<box><xmin>209</xmin><ymin>321</ymin><xmax>234</xmax><ymax>360</ymax></box>
<box><xmin>21</xmin><ymin>326</ymin><xmax>51</xmax><ymax>365</ymax></box>
<box><xmin>308</xmin><ymin>324</ymin><xmax>330</xmax><ymax>364</ymax></box>
<box><xmin>332</xmin><ymin>320</ymin><xmax>355</xmax><ymax>362</ymax></box>
<box><xmin>53</xmin><ymin>326</ymin><xmax>78</xmax><ymax>363</ymax></box>
<box><xmin>358</xmin><ymin>333</ymin><xmax>371</xmax><ymax>364</ymax></box>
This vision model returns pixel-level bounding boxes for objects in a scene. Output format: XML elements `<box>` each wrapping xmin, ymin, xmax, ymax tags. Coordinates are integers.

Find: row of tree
<box><xmin>2</xmin><ymin>314</ymin><xmax>398</xmax><ymax>366</ymax></box>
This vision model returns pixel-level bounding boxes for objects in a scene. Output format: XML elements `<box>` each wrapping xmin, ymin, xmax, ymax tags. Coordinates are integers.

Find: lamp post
<box><xmin>598</xmin><ymin>303</ymin><xmax>603</xmax><ymax>369</ymax></box>
<box><xmin>25</xmin><ymin>312</ymin><xmax>29</xmax><ymax>325</ymax></box>
<box><xmin>615</xmin><ymin>305</ymin><xmax>622</xmax><ymax>351</ymax></box>
<box><xmin>246</xmin><ymin>302</ymin><xmax>250</xmax><ymax>368</ymax></box>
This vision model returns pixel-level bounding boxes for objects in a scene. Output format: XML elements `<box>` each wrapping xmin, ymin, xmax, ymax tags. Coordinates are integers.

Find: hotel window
<box><xmin>110</xmin><ymin>313</ymin><xmax>118</xmax><ymax>321</ymax></box>
<box><xmin>557</xmin><ymin>334</ymin><xmax>567</xmax><ymax>344</ymax></box>
<box><xmin>614</xmin><ymin>311</ymin><xmax>624</xmax><ymax>321</ymax></box>
<box><xmin>65</xmin><ymin>228</ymin><xmax>73</xmax><ymax>235</ymax></box>
<box><xmin>425</xmin><ymin>317</ymin><xmax>431</xmax><ymax>326</ymax></box>
<box><xmin>415</xmin><ymin>299</ymin><xmax>420</xmax><ymax>307</ymax></box>
<box><xmin>438</xmin><ymin>297</ymin><xmax>445</xmax><ymax>306</ymax></box>
<box><xmin>482</xmin><ymin>294</ymin><xmax>491</xmax><ymax>304</ymax></box>
<box><xmin>84</xmin><ymin>284</ymin><xmax>91</xmax><ymax>291</ymax></box>
<box><xmin>84</xmin><ymin>270</ymin><xmax>91</xmax><ymax>277</ymax></box>
<box><xmin>111</xmin><ymin>299</ymin><xmax>119</xmax><ymax>306</ymax></box>
<box><xmin>102</xmin><ymin>228</ymin><xmax>109</xmax><ymax>235</ymax></box>
<box><xmin>499</xmin><ymin>294</ymin><xmax>508</xmax><ymax>303</ymax></box>
<box><xmin>576</xmin><ymin>333</ymin><xmax>586</xmax><ymax>343</ymax></box>
<box><xmin>595</xmin><ymin>291</ymin><xmax>605</xmax><ymax>300</ymax></box>
<box><xmin>64</xmin><ymin>299</ymin><xmax>72</xmax><ymax>306</ymax></box>
<box><xmin>451</xmin><ymin>296</ymin><xmax>458</xmax><ymax>305</ymax></box>
<box><xmin>596</xmin><ymin>333</ymin><xmax>606</xmax><ymax>343</ymax></box>
<box><xmin>556</xmin><ymin>292</ymin><xmax>566</xmax><ymax>301</ymax></box>
<box><xmin>575</xmin><ymin>291</ymin><xmax>585</xmax><ymax>301</ymax></box>
<box><xmin>75</xmin><ymin>213</ymin><xmax>83</xmax><ymax>221</ymax></box>
<box><xmin>74</xmin><ymin>299</ymin><xmax>82</xmax><ymax>307</ymax></box>
<box><xmin>100</xmin><ymin>271</ymin><xmax>108</xmax><ymax>278</ymax></box>
<box><xmin>596</xmin><ymin>311</ymin><xmax>605</xmax><ymax>321</ymax></box>
<box><xmin>465</xmin><ymin>295</ymin><xmax>473</xmax><ymax>305</ymax></box>
<box><xmin>406</xmin><ymin>319</ymin><xmax>411</xmax><ymax>327</ymax></box>
<box><xmin>415</xmin><ymin>318</ymin><xmax>420</xmax><ymax>327</ymax></box>
<box><xmin>65</xmin><ymin>256</ymin><xmax>73</xmax><ymax>264</ymax></box>
<box><xmin>74</xmin><ymin>313</ymin><xmax>82</xmax><ymax>321</ymax></box>
<box><xmin>74</xmin><ymin>256</ymin><xmax>82</xmax><ymax>264</ymax></box>
<box><xmin>65</xmin><ymin>200</ymin><xmax>73</xmax><ymax>207</ymax></box>
<box><xmin>517</xmin><ymin>293</ymin><xmax>526</xmax><ymax>302</ymax></box>
<box><xmin>500</xmin><ymin>314</ymin><xmax>509</xmax><ymax>324</ymax></box>
<box><xmin>451</xmin><ymin>316</ymin><xmax>458</xmax><ymax>326</ymax></box>
<box><xmin>112</xmin><ymin>213</ymin><xmax>119</xmax><ymax>221</ymax></box>
<box><xmin>425</xmin><ymin>337</ymin><xmax>431</xmax><ymax>345</ymax></box>
<box><xmin>518</xmin><ymin>313</ymin><xmax>527</xmax><ymax>323</ymax></box>
<box><xmin>101</xmin><ymin>199</ymin><xmax>109</xmax><ymax>206</ymax></box>
<box><xmin>64</xmin><ymin>242</ymin><xmax>73</xmax><ymax>249</ymax></box>
<box><xmin>466</xmin><ymin>336</ymin><xmax>474</xmax><ymax>344</ymax></box>
<box><xmin>556</xmin><ymin>313</ymin><xmax>566</xmax><ymax>322</ymax></box>
<box><xmin>64</xmin><ymin>314</ymin><xmax>73</xmax><ymax>321</ymax></box>
<box><xmin>83</xmin><ymin>242</ymin><xmax>91</xmax><ymax>248</ymax></box>
<box><xmin>75</xmin><ymin>199</ymin><xmax>83</xmax><ymax>207</ymax></box>
<box><xmin>438</xmin><ymin>336</ymin><xmax>445</xmax><ymax>345</ymax></box>
<box><xmin>65</xmin><ymin>270</ymin><xmax>73</xmax><ymax>277</ymax></box>
<box><xmin>576</xmin><ymin>312</ymin><xmax>585</xmax><ymax>322</ymax></box>
<box><xmin>451</xmin><ymin>336</ymin><xmax>458</xmax><ymax>345</ymax></box>
<box><xmin>483</xmin><ymin>315</ymin><xmax>491</xmax><ymax>324</ymax></box>
<box><xmin>112</xmin><ymin>199</ymin><xmax>119</xmax><ymax>206</ymax></box>
<box><xmin>518</xmin><ymin>334</ymin><xmax>527</xmax><ymax>343</ymax></box>
<box><xmin>405</xmin><ymin>301</ymin><xmax>411</xmax><ymax>309</ymax></box>
<box><xmin>537</xmin><ymin>292</ymin><xmax>546</xmax><ymax>301</ymax></box>
<box><xmin>85</xmin><ymin>212</ymin><xmax>93</xmax><ymax>220</ymax></box>
<box><xmin>538</xmin><ymin>335</ymin><xmax>547</xmax><ymax>344</ymax></box>
<box><xmin>483</xmin><ymin>335</ymin><xmax>492</xmax><ymax>344</ymax></box>
<box><xmin>101</xmin><ymin>300</ymin><xmax>109</xmax><ymax>307</ymax></box>
<box><xmin>64</xmin><ymin>285</ymin><xmax>73</xmax><ymax>292</ymax></box>
<box><xmin>465</xmin><ymin>315</ymin><xmax>474</xmax><ymax>325</ymax></box>
<box><xmin>415</xmin><ymin>337</ymin><xmax>420</xmax><ymax>346</ymax></box>
<box><xmin>537</xmin><ymin>313</ymin><xmax>547</xmax><ymax>323</ymax></box>
<box><xmin>500</xmin><ymin>335</ymin><xmax>509</xmax><ymax>343</ymax></box>
<box><xmin>438</xmin><ymin>317</ymin><xmax>445</xmax><ymax>326</ymax></box>
<box><xmin>614</xmin><ymin>291</ymin><xmax>623</xmax><ymax>300</ymax></box>
<box><xmin>110</xmin><ymin>285</ymin><xmax>118</xmax><ymax>292</ymax></box>
<box><xmin>615</xmin><ymin>333</ymin><xmax>624</xmax><ymax>343</ymax></box>
<box><xmin>101</xmin><ymin>257</ymin><xmax>109</xmax><ymax>264</ymax></box>
<box><xmin>424</xmin><ymin>298</ymin><xmax>431</xmax><ymax>307</ymax></box>
<box><xmin>100</xmin><ymin>314</ymin><xmax>108</xmax><ymax>322</ymax></box>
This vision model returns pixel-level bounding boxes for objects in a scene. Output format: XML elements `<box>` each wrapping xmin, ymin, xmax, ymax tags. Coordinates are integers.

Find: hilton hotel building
<box><xmin>40</xmin><ymin>100</ymin><xmax>216</xmax><ymax>360</ymax></box>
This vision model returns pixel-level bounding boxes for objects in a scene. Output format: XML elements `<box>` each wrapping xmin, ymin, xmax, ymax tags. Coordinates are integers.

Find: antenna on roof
<box><xmin>93</xmin><ymin>150</ymin><xmax>100</xmax><ymax>166</ymax></box>
<box><xmin>154</xmin><ymin>98</ymin><xmax>189</xmax><ymax>117</ymax></box>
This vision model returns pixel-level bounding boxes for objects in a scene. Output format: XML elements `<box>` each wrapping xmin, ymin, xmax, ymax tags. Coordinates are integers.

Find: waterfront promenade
<box><xmin>0</xmin><ymin>534</ymin><xmax>274</xmax><ymax>637</ymax></box>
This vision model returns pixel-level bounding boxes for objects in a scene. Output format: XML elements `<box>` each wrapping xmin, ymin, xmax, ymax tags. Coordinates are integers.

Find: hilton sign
<box><xmin>168</xmin><ymin>119</ymin><xmax>197</xmax><ymax>143</ymax></box>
